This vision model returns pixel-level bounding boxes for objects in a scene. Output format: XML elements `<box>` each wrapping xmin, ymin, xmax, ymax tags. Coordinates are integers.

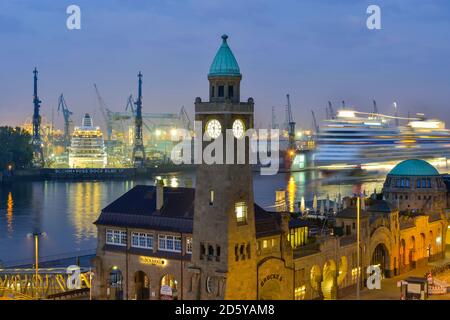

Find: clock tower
<box><xmin>189</xmin><ymin>34</ymin><xmax>257</xmax><ymax>300</ymax></box>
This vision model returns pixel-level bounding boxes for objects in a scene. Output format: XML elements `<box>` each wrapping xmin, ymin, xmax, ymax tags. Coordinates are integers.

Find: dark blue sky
<box><xmin>1</xmin><ymin>0</ymin><xmax>450</xmax><ymax>130</ymax></box>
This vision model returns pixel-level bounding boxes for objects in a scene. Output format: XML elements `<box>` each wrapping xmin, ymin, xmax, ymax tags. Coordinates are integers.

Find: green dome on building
<box><xmin>388</xmin><ymin>159</ymin><xmax>439</xmax><ymax>176</ymax></box>
<box><xmin>208</xmin><ymin>34</ymin><xmax>241</xmax><ymax>77</ymax></box>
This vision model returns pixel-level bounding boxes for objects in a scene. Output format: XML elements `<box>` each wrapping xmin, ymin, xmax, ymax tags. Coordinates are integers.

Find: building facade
<box><xmin>92</xmin><ymin>36</ymin><xmax>448</xmax><ymax>300</ymax></box>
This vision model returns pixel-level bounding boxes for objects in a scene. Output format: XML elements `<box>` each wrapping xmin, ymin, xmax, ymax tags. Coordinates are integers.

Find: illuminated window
<box><xmin>235</xmin><ymin>202</ymin><xmax>247</xmax><ymax>224</ymax></box>
<box><xmin>131</xmin><ymin>232</ymin><xmax>153</xmax><ymax>249</ymax></box>
<box><xmin>106</xmin><ymin>229</ymin><xmax>127</xmax><ymax>246</ymax></box>
<box><xmin>158</xmin><ymin>235</ymin><xmax>182</xmax><ymax>253</ymax></box>
<box><xmin>209</xmin><ymin>190</ymin><xmax>214</xmax><ymax>206</ymax></box>
<box><xmin>186</xmin><ymin>237</ymin><xmax>193</xmax><ymax>254</ymax></box>
<box><xmin>263</xmin><ymin>240</ymin><xmax>268</xmax><ymax>249</ymax></box>
<box><xmin>294</xmin><ymin>285</ymin><xmax>306</xmax><ymax>300</ymax></box>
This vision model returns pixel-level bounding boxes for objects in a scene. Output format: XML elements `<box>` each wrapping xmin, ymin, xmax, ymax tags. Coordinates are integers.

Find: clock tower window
<box><xmin>235</xmin><ymin>201</ymin><xmax>247</xmax><ymax>224</ymax></box>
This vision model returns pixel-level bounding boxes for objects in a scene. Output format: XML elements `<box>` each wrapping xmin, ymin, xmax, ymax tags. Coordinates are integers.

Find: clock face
<box><xmin>232</xmin><ymin>119</ymin><xmax>245</xmax><ymax>139</ymax></box>
<box><xmin>206</xmin><ymin>119</ymin><xmax>222</xmax><ymax>139</ymax></box>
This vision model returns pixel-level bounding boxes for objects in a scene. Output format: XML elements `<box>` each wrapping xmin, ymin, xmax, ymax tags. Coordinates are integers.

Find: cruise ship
<box><xmin>313</xmin><ymin>109</ymin><xmax>450</xmax><ymax>171</ymax></box>
<box><xmin>69</xmin><ymin>114</ymin><xmax>107</xmax><ymax>168</ymax></box>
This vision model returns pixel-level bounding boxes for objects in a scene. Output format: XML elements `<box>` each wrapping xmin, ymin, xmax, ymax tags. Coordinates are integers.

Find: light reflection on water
<box><xmin>0</xmin><ymin>171</ymin><xmax>385</xmax><ymax>263</ymax></box>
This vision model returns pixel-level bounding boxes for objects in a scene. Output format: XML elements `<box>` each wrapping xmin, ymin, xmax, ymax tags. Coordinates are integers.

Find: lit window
<box><xmin>131</xmin><ymin>232</ymin><xmax>153</xmax><ymax>249</ymax></box>
<box><xmin>263</xmin><ymin>240</ymin><xmax>268</xmax><ymax>249</ymax></box>
<box><xmin>158</xmin><ymin>234</ymin><xmax>182</xmax><ymax>253</ymax></box>
<box><xmin>186</xmin><ymin>237</ymin><xmax>193</xmax><ymax>254</ymax></box>
<box><xmin>209</xmin><ymin>190</ymin><xmax>214</xmax><ymax>206</ymax></box>
<box><xmin>235</xmin><ymin>202</ymin><xmax>247</xmax><ymax>224</ymax></box>
<box><xmin>106</xmin><ymin>229</ymin><xmax>127</xmax><ymax>246</ymax></box>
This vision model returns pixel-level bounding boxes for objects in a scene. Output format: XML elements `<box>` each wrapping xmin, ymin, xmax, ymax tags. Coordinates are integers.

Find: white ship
<box><xmin>313</xmin><ymin>109</ymin><xmax>450</xmax><ymax>171</ymax></box>
<box><xmin>69</xmin><ymin>114</ymin><xmax>107</xmax><ymax>168</ymax></box>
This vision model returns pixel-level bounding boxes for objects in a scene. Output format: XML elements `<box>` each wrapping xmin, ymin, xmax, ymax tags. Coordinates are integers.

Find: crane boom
<box><xmin>93</xmin><ymin>83</ymin><xmax>113</xmax><ymax>140</ymax></box>
<box><xmin>57</xmin><ymin>94</ymin><xmax>73</xmax><ymax>148</ymax></box>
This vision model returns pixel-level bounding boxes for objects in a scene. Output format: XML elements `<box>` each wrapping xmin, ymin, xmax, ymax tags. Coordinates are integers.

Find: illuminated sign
<box><xmin>260</xmin><ymin>274</ymin><xmax>283</xmax><ymax>287</ymax></box>
<box><xmin>139</xmin><ymin>256</ymin><xmax>166</xmax><ymax>266</ymax></box>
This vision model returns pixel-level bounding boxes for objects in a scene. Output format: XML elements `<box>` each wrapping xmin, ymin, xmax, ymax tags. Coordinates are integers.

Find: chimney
<box><xmin>156</xmin><ymin>179</ymin><xmax>164</xmax><ymax>211</ymax></box>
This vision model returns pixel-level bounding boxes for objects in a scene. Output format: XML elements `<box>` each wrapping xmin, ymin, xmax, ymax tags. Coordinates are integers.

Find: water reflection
<box><xmin>0</xmin><ymin>170</ymin><xmax>384</xmax><ymax>263</ymax></box>
<box><xmin>6</xmin><ymin>192</ymin><xmax>13</xmax><ymax>234</ymax></box>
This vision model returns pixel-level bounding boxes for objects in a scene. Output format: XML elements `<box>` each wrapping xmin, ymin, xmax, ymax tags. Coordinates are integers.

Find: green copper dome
<box><xmin>388</xmin><ymin>159</ymin><xmax>439</xmax><ymax>176</ymax></box>
<box><xmin>208</xmin><ymin>34</ymin><xmax>241</xmax><ymax>77</ymax></box>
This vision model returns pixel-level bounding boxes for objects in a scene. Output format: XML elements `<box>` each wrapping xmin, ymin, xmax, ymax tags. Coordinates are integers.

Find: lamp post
<box><xmin>27</xmin><ymin>231</ymin><xmax>47</xmax><ymax>298</ymax></box>
<box><xmin>356</xmin><ymin>196</ymin><xmax>361</xmax><ymax>300</ymax></box>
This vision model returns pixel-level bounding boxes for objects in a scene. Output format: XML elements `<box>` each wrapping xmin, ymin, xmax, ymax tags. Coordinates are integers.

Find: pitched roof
<box><xmin>95</xmin><ymin>185</ymin><xmax>283</xmax><ymax>237</ymax></box>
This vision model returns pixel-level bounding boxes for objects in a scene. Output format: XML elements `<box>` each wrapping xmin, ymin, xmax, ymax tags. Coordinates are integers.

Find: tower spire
<box><xmin>132</xmin><ymin>71</ymin><xmax>145</xmax><ymax>167</ymax></box>
<box><xmin>32</xmin><ymin>67</ymin><xmax>44</xmax><ymax>167</ymax></box>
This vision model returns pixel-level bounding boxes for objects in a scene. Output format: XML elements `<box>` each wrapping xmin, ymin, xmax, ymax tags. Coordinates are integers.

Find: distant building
<box><xmin>92</xmin><ymin>36</ymin><xmax>448</xmax><ymax>300</ymax></box>
<box><xmin>68</xmin><ymin>114</ymin><xmax>107</xmax><ymax>168</ymax></box>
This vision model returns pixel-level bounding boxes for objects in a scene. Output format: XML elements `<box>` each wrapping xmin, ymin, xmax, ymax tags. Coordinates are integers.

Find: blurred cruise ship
<box><xmin>313</xmin><ymin>109</ymin><xmax>450</xmax><ymax>171</ymax></box>
<box><xmin>69</xmin><ymin>114</ymin><xmax>107</xmax><ymax>168</ymax></box>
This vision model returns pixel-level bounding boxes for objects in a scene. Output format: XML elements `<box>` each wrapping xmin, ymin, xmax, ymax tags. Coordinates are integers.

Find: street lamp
<box><xmin>27</xmin><ymin>231</ymin><xmax>47</xmax><ymax>298</ymax></box>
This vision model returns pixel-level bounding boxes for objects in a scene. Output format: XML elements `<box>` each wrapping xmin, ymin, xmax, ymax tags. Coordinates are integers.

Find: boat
<box><xmin>68</xmin><ymin>114</ymin><xmax>108</xmax><ymax>168</ymax></box>
<box><xmin>312</xmin><ymin>109</ymin><xmax>450</xmax><ymax>171</ymax></box>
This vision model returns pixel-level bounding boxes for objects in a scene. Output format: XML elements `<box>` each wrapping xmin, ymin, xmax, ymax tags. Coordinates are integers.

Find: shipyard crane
<box><xmin>93</xmin><ymin>83</ymin><xmax>113</xmax><ymax>140</ymax></box>
<box><xmin>132</xmin><ymin>72</ymin><xmax>145</xmax><ymax>167</ymax></box>
<box><xmin>372</xmin><ymin>100</ymin><xmax>378</xmax><ymax>114</ymax></box>
<box><xmin>271</xmin><ymin>106</ymin><xmax>279</xmax><ymax>129</ymax></box>
<box><xmin>311</xmin><ymin>110</ymin><xmax>319</xmax><ymax>133</ymax></box>
<box><xmin>32</xmin><ymin>68</ymin><xmax>44</xmax><ymax>167</ymax></box>
<box><xmin>179</xmin><ymin>106</ymin><xmax>192</xmax><ymax>131</ymax></box>
<box><xmin>328</xmin><ymin>101</ymin><xmax>335</xmax><ymax>119</ymax></box>
<box><xmin>57</xmin><ymin>94</ymin><xmax>73</xmax><ymax>148</ymax></box>
<box><xmin>285</xmin><ymin>94</ymin><xmax>296</xmax><ymax>150</ymax></box>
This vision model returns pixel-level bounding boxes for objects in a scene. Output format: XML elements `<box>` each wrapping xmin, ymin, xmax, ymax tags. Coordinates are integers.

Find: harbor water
<box><xmin>0</xmin><ymin>170</ymin><xmax>387</xmax><ymax>264</ymax></box>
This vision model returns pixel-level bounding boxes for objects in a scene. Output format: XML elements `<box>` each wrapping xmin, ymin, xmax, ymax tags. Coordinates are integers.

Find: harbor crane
<box><xmin>132</xmin><ymin>72</ymin><xmax>146</xmax><ymax>167</ymax></box>
<box><xmin>32</xmin><ymin>68</ymin><xmax>44</xmax><ymax>167</ymax></box>
<box><xmin>57</xmin><ymin>94</ymin><xmax>73</xmax><ymax>148</ymax></box>
<box><xmin>311</xmin><ymin>110</ymin><xmax>319</xmax><ymax>133</ymax></box>
<box><xmin>372</xmin><ymin>100</ymin><xmax>378</xmax><ymax>114</ymax></box>
<box><xmin>285</xmin><ymin>94</ymin><xmax>296</xmax><ymax>150</ymax></box>
<box><xmin>328</xmin><ymin>101</ymin><xmax>335</xmax><ymax>119</ymax></box>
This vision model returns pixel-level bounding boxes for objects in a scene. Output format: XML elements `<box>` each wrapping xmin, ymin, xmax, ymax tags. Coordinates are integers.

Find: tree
<box><xmin>0</xmin><ymin>126</ymin><xmax>33</xmax><ymax>169</ymax></box>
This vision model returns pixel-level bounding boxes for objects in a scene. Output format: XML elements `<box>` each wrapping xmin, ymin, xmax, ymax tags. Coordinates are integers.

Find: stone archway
<box><xmin>369</xmin><ymin>227</ymin><xmax>394</xmax><ymax>277</ymax></box>
<box><xmin>134</xmin><ymin>271</ymin><xmax>150</xmax><ymax>300</ymax></box>
<box><xmin>321</xmin><ymin>260</ymin><xmax>337</xmax><ymax>300</ymax></box>
<box><xmin>337</xmin><ymin>256</ymin><xmax>348</xmax><ymax>286</ymax></box>
<box><xmin>310</xmin><ymin>265</ymin><xmax>322</xmax><ymax>298</ymax></box>
<box><xmin>160</xmin><ymin>274</ymin><xmax>178</xmax><ymax>300</ymax></box>
<box><xmin>371</xmin><ymin>243</ymin><xmax>390</xmax><ymax>278</ymax></box>
<box><xmin>108</xmin><ymin>267</ymin><xmax>124</xmax><ymax>300</ymax></box>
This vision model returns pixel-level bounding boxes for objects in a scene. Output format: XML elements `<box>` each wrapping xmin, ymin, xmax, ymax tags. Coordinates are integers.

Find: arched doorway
<box><xmin>134</xmin><ymin>271</ymin><xmax>150</xmax><ymax>300</ymax></box>
<box><xmin>428</xmin><ymin>230</ymin><xmax>434</xmax><ymax>257</ymax></box>
<box><xmin>337</xmin><ymin>256</ymin><xmax>348</xmax><ymax>286</ymax></box>
<box><xmin>408</xmin><ymin>236</ymin><xmax>416</xmax><ymax>266</ymax></box>
<box><xmin>321</xmin><ymin>260</ymin><xmax>337</xmax><ymax>300</ymax></box>
<box><xmin>310</xmin><ymin>265</ymin><xmax>322</xmax><ymax>298</ymax></box>
<box><xmin>108</xmin><ymin>267</ymin><xmax>124</xmax><ymax>300</ymax></box>
<box><xmin>371</xmin><ymin>243</ymin><xmax>389</xmax><ymax>278</ymax></box>
<box><xmin>160</xmin><ymin>274</ymin><xmax>178</xmax><ymax>300</ymax></box>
